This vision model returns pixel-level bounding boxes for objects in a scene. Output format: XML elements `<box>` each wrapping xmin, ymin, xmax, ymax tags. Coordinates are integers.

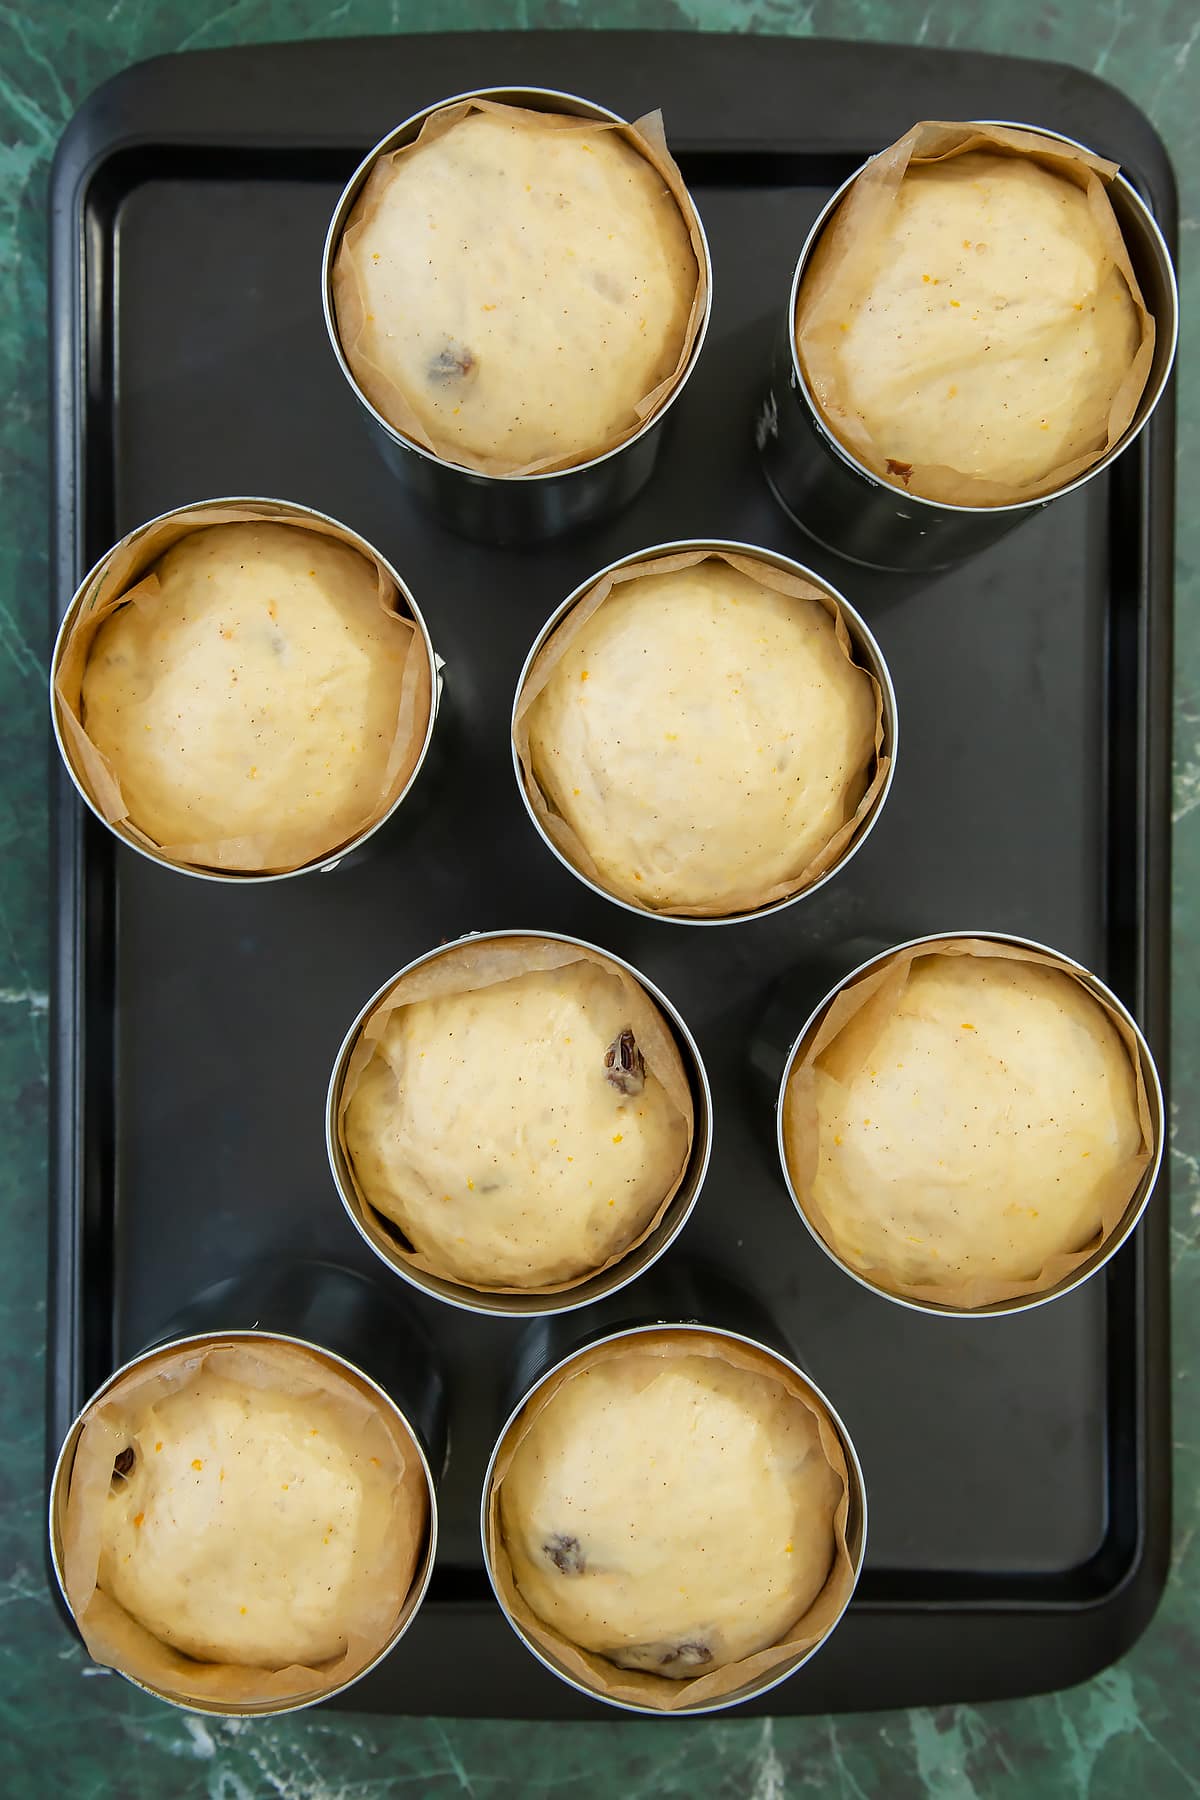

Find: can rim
<box><xmin>784</xmin><ymin>119</ymin><xmax>1180</xmax><ymax>516</ymax></box>
<box><xmin>47</xmin><ymin>1328</ymin><xmax>440</xmax><ymax>1716</ymax></box>
<box><xmin>478</xmin><ymin>1318</ymin><xmax>868</xmax><ymax>1716</ymax></box>
<box><xmin>774</xmin><ymin>928</ymin><xmax>1167</xmax><ymax>1318</ymax></box>
<box><xmin>320</xmin><ymin>86</ymin><xmax>715</xmax><ymax>485</ymax></box>
<box><xmin>325</xmin><ymin>928</ymin><xmax>715</xmax><ymax>1316</ymax></box>
<box><xmin>48</xmin><ymin>495</ymin><xmax>441</xmax><ymax>884</ymax></box>
<box><xmin>509</xmin><ymin>538</ymin><xmax>899</xmax><ymax>926</ymax></box>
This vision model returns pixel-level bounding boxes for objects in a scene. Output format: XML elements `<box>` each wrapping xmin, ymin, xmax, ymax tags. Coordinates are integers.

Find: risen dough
<box><xmin>525</xmin><ymin>561</ymin><xmax>877</xmax><ymax>914</ymax></box>
<box><xmin>808</xmin><ymin>153</ymin><xmax>1142</xmax><ymax>492</ymax></box>
<box><xmin>80</xmin><ymin>522</ymin><xmax>414</xmax><ymax>866</ymax></box>
<box><xmin>789</xmin><ymin>954</ymin><xmax>1144</xmax><ymax>1294</ymax></box>
<box><xmin>334</xmin><ymin>109</ymin><xmax>697</xmax><ymax>469</ymax></box>
<box><xmin>343</xmin><ymin>962</ymin><xmax>690</xmax><ymax>1288</ymax></box>
<box><xmin>98</xmin><ymin>1367</ymin><xmax>415</xmax><ymax>1669</ymax></box>
<box><xmin>500</xmin><ymin>1352</ymin><xmax>840</xmax><ymax>1674</ymax></box>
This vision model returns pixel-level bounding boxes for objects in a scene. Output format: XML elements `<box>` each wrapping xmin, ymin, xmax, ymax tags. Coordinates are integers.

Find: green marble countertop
<box><xmin>2</xmin><ymin>4</ymin><xmax>1195</xmax><ymax>1794</ymax></box>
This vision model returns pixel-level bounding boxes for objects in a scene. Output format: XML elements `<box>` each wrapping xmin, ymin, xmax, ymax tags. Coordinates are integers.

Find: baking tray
<box><xmin>46</xmin><ymin>31</ymin><xmax>1175</xmax><ymax>1718</ymax></box>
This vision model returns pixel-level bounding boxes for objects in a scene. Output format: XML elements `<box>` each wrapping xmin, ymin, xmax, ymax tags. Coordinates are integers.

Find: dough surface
<box><xmin>788</xmin><ymin>954</ymin><xmax>1144</xmax><ymax>1294</ymax></box>
<box><xmin>500</xmin><ymin>1351</ymin><xmax>840</xmax><ymax>1675</ymax></box>
<box><xmin>344</xmin><ymin>961</ymin><xmax>690</xmax><ymax>1288</ymax></box>
<box><xmin>334</xmin><ymin>109</ymin><xmax>697</xmax><ymax>470</ymax></box>
<box><xmin>80</xmin><ymin>522</ymin><xmax>415</xmax><ymax>867</ymax></box>
<box><xmin>525</xmin><ymin>561</ymin><xmax>877</xmax><ymax>914</ymax></box>
<box><xmin>98</xmin><ymin>1367</ymin><xmax>414</xmax><ymax>1669</ymax></box>
<box><xmin>805</xmin><ymin>153</ymin><xmax>1142</xmax><ymax>492</ymax></box>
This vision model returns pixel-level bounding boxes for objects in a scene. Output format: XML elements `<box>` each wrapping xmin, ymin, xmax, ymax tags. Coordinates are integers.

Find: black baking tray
<box><xmin>47</xmin><ymin>32</ymin><xmax>1175</xmax><ymax>1717</ymax></box>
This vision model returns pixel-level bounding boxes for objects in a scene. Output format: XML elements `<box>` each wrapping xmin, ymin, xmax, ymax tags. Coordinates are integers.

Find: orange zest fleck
<box><xmin>133</xmin><ymin>1512</ymin><xmax>145</xmax><ymax>1529</ymax></box>
<box><xmin>191</xmin><ymin>1459</ymin><xmax>204</xmax><ymax>1471</ymax></box>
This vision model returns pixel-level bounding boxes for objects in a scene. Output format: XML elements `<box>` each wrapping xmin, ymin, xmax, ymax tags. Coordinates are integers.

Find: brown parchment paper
<box><xmin>52</xmin><ymin>503</ymin><xmax>434</xmax><ymax>875</ymax></box>
<box><xmin>336</xmin><ymin>935</ymin><xmax>696</xmax><ymax>1295</ymax></box>
<box><xmin>782</xmin><ymin>938</ymin><xmax>1157</xmax><ymax>1309</ymax></box>
<box><xmin>796</xmin><ymin>121</ymin><xmax>1156</xmax><ymax>505</ymax></box>
<box><xmin>332</xmin><ymin>100</ymin><xmax>707</xmax><ymax>476</ymax></box>
<box><xmin>57</xmin><ymin>1337</ymin><xmax>432</xmax><ymax>1710</ymax></box>
<box><xmin>513</xmin><ymin>549</ymin><xmax>890</xmax><ymax>918</ymax></box>
<box><xmin>485</xmin><ymin>1329</ymin><xmax>858</xmax><ymax>1710</ymax></box>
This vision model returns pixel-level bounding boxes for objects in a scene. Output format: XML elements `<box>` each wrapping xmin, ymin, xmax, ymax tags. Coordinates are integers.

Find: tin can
<box><xmin>774</xmin><ymin>930</ymin><xmax>1166</xmax><ymax>1317</ymax></box>
<box><xmin>481</xmin><ymin>1272</ymin><xmax>867</xmax><ymax>1715</ymax></box>
<box><xmin>326</xmin><ymin>929</ymin><xmax>714</xmax><ymax>1317</ymax></box>
<box><xmin>48</xmin><ymin>1259</ymin><xmax>443</xmax><ymax>1715</ymax></box>
<box><xmin>321</xmin><ymin>88</ymin><xmax>713</xmax><ymax>547</ymax></box>
<box><xmin>49</xmin><ymin>495</ymin><xmax>442</xmax><ymax>883</ymax></box>
<box><xmin>511</xmin><ymin>539</ymin><xmax>898</xmax><ymax>925</ymax></box>
<box><xmin>756</xmin><ymin>124</ymin><xmax>1179</xmax><ymax>572</ymax></box>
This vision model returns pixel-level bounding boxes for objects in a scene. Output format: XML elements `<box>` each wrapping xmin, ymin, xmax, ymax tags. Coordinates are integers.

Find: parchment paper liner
<box><xmin>796</xmin><ymin>122</ymin><xmax>1156</xmax><ymax>507</ymax></box>
<box><xmin>332</xmin><ymin>100</ymin><xmax>708</xmax><ymax>477</ymax></box>
<box><xmin>485</xmin><ymin>1328</ymin><xmax>856</xmax><ymax>1711</ymax></box>
<box><xmin>336</xmin><ymin>935</ymin><xmax>696</xmax><ymax>1295</ymax></box>
<box><xmin>513</xmin><ymin>549</ymin><xmax>890</xmax><ymax>918</ymax></box>
<box><xmin>783</xmin><ymin>937</ymin><xmax>1156</xmax><ymax>1309</ymax></box>
<box><xmin>58</xmin><ymin>1337</ymin><xmax>431</xmax><ymax>1709</ymax></box>
<box><xmin>53</xmin><ymin>502</ymin><xmax>434</xmax><ymax>875</ymax></box>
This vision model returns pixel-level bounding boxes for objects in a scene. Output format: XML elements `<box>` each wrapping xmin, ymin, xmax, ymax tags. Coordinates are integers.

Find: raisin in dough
<box><xmin>526</xmin><ymin>561</ymin><xmax>877</xmax><ymax>914</ymax></box>
<box><xmin>98</xmin><ymin>1367</ymin><xmax>417</xmax><ymax>1669</ymax></box>
<box><xmin>81</xmin><ymin>522</ymin><xmax>413</xmax><ymax>867</ymax></box>
<box><xmin>805</xmin><ymin>153</ymin><xmax>1142</xmax><ymax>493</ymax></box>
<box><xmin>343</xmin><ymin>962</ymin><xmax>690</xmax><ymax>1289</ymax></box>
<box><xmin>787</xmin><ymin>954</ymin><xmax>1144</xmax><ymax>1294</ymax></box>
<box><xmin>333</xmin><ymin>109</ymin><xmax>697</xmax><ymax>469</ymax></box>
<box><xmin>499</xmin><ymin>1352</ymin><xmax>840</xmax><ymax>1675</ymax></box>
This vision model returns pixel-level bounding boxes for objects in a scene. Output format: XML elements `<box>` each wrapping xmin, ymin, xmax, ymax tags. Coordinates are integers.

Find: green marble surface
<box><xmin>1</xmin><ymin>3</ymin><xmax>1195</xmax><ymax>1794</ymax></box>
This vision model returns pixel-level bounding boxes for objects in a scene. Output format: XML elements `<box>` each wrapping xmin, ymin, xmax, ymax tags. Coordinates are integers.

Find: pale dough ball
<box><xmin>815</xmin><ymin>153</ymin><xmax>1141</xmax><ymax>491</ymax></box>
<box><xmin>526</xmin><ymin>562</ymin><xmax>877</xmax><ymax>913</ymax></box>
<box><xmin>344</xmin><ymin>963</ymin><xmax>690</xmax><ymax>1288</ymax></box>
<box><xmin>98</xmin><ymin>1370</ymin><xmax>405</xmax><ymax>1669</ymax></box>
<box><xmin>792</xmin><ymin>955</ymin><xmax>1144</xmax><ymax>1293</ymax></box>
<box><xmin>334</xmin><ymin>110</ymin><xmax>697</xmax><ymax>468</ymax></box>
<box><xmin>81</xmin><ymin>523</ymin><xmax>414</xmax><ymax>867</ymax></box>
<box><xmin>500</xmin><ymin>1352</ymin><xmax>840</xmax><ymax>1675</ymax></box>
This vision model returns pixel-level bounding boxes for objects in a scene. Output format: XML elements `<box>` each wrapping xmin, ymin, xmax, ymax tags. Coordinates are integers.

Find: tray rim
<box><xmin>45</xmin><ymin>29</ymin><xmax>1176</xmax><ymax>1714</ymax></box>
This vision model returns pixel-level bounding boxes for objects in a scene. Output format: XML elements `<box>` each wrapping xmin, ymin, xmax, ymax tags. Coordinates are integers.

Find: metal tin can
<box><xmin>756</xmin><ymin>124</ymin><xmax>1179</xmax><ymax>573</ymax></box>
<box><xmin>511</xmin><ymin>538</ymin><xmax>898</xmax><ymax>925</ymax></box>
<box><xmin>480</xmin><ymin>1273</ymin><xmax>867</xmax><ymax>1715</ymax></box>
<box><xmin>326</xmin><ymin>929</ymin><xmax>714</xmax><ymax>1317</ymax></box>
<box><xmin>321</xmin><ymin>88</ymin><xmax>713</xmax><ymax>547</ymax></box>
<box><xmin>774</xmin><ymin>930</ymin><xmax>1166</xmax><ymax>1317</ymax></box>
<box><xmin>49</xmin><ymin>495</ymin><xmax>442</xmax><ymax>883</ymax></box>
<box><xmin>48</xmin><ymin>1259</ymin><xmax>443</xmax><ymax>1715</ymax></box>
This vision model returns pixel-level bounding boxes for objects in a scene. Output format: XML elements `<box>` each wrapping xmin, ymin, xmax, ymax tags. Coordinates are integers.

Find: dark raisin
<box><xmin>543</xmin><ymin>1532</ymin><xmax>585</xmax><ymax>1575</ymax></box>
<box><xmin>113</xmin><ymin>1448</ymin><xmax>136</xmax><ymax>1480</ymax></box>
<box><xmin>885</xmin><ymin>458</ymin><xmax>914</xmax><ymax>485</ymax></box>
<box><xmin>428</xmin><ymin>342</ymin><xmax>476</xmax><ymax>383</ymax></box>
<box><xmin>604</xmin><ymin>1029</ymin><xmax>645</xmax><ymax>1097</ymax></box>
<box><xmin>659</xmin><ymin>1641</ymin><xmax>712</xmax><ymax>1669</ymax></box>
